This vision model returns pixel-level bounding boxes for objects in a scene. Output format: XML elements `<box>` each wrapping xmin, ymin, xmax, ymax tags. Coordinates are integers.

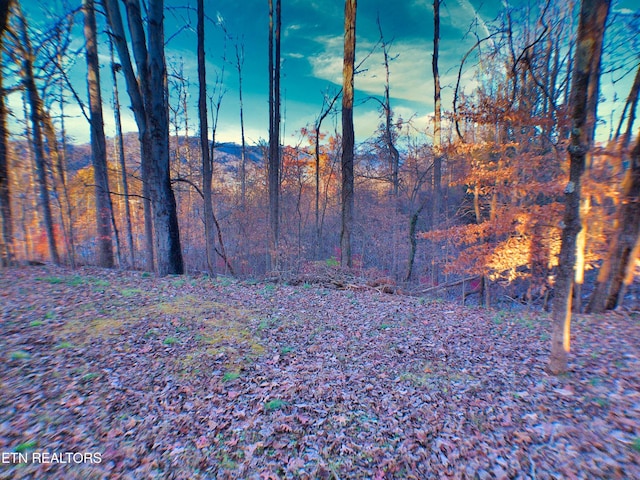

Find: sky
<box><xmin>10</xmin><ymin>0</ymin><xmax>640</xmax><ymax>147</ymax></box>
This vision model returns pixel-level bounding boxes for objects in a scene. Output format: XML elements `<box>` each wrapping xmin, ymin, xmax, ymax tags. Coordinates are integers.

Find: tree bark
<box><xmin>268</xmin><ymin>0</ymin><xmax>282</xmax><ymax>271</ymax></box>
<box><xmin>341</xmin><ymin>0</ymin><xmax>356</xmax><ymax>269</ymax></box>
<box><xmin>587</xmin><ymin>133</ymin><xmax>640</xmax><ymax>312</ymax></box>
<box><xmin>573</xmin><ymin>8</ymin><xmax>606</xmax><ymax>311</ymax></box>
<box><xmin>377</xmin><ymin>19</ymin><xmax>399</xmax><ymax>199</ymax></box>
<box><xmin>549</xmin><ymin>0</ymin><xmax>610</xmax><ymax>375</ymax></box>
<box><xmin>84</xmin><ymin>0</ymin><xmax>114</xmax><ymax>268</ymax></box>
<box><xmin>55</xmin><ymin>81</ymin><xmax>78</xmax><ymax>268</ymax></box>
<box><xmin>235</xmin><ymin>41</ymin><xmax>247</xmax><ymax>211</ymax></box>
<box><xmin>432</xmin><ymin>0</ymin><xmax>442</xmax><ymax>221</ymax></box>
<box><xmin>110</xmin><ymin>41</ymin><xmax>136</xmax><ymax>269</ymax></box>
<box><xmin>0</xmin><ymin>0</ymin><xmax>13</xmax><ymax>266</ymax></box>
<box><xmin>197</xmin><ymin>0</ymin><xmax>216</xmax><ymax>275</ymax></box>
<box><xmin>42</xmin><ymin>111</ymin><xmax>76</xmax><ymax>267</ymax></box>
<box><xmin>104</xmin><ymin>0</ymin><xmax>183</xmax><ymax>275</ymax></box>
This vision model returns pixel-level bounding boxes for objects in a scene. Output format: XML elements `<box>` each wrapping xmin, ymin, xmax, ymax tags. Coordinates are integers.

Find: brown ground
<box><xmin>1</xmin><ymin>266</ymin><xmax>638</xmax><ymax>479</ymax></box>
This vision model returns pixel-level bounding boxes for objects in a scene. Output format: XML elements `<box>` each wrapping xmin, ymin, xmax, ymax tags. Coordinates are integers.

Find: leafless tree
<box><xmin>549</xmin><ymin>0</ymin><xmax>610</xmax><ymax>375</ymax></box>
<box><xmin>341</xmin><ymin>0</ymin><xmax>356</xmax><ymax>268</ymax></box>
<box><xmin>84</xmin><ymin>0</ymin><xmax>114</xmax><ymax>268</ymax></box>
<box><xmin>268</xmin><ymin>0</ymin><xmax>282</xmax><ymax>270</ymax></box>
<box><xmin>103</xmin><ymin>0</ymin><xmax>184</xmax><ymax>275</ymax></box>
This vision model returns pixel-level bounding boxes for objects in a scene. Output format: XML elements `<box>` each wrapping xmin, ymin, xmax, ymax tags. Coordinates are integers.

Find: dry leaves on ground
<box><xmin>0</xmin><ymin>266</ymin><xmax>638</xmax><ymax>479</ymax></box>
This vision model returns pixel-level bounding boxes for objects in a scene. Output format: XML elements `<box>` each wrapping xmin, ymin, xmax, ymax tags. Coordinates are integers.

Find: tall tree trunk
<box><xmin>56</xmin><ymin>83</ymin><xmax>77</xmax><ymax>268</ymax></box>
<box><xmin>341</xmin><ymin>0</ymin><xmax>356</xmax><ymax>269</ymax></box>
<box><xmin>377</xmin><ymin>19</ymin><xmax>399</xmax><ymax>199</ymax></box>
<box><xmin>235</xmin><ymin>41</ymin><xmax>247</xmax><ymax>211</ymax></box>
<box><xmin>587</xmin><ymin>133</ymin><xmax>640</xmax><ymax>312</ymax></box>
<box><xmin>0</xmin><ymin>0</ymin><xmax>12</xmax><ymax>267</ymax></box>
<box><xmin>432</xmin><ymin>0</ymin><xmax>442</xmax><ymax>221</ymax></box>
<box><xmin>42</xmin><ymin>111</ymin><xmax>75</xmax><ymax>267</ymax></box>
<box><xmin>84</xmin><ymin>0</ymin><xmax>114</xmax><ymax>268</ymax></box>
<box><xmin>587</xmin><ymin>63</ymin><xmax>640</xmax><ymax>312</ymax></box>
<box><xmin>110</xmin><ymin>41</ymin><xmax>136</xmax><ymax>269</ymax></box>
<box><xmin>315</xmin><ymin>91</ymin><xmax>340</xmax><ymax>259</ymax></box>
<box><xmin>197</xmin><ymin>0</ymin><xmax>216</xmax><ymax>275</ymax></box>
<box><xmin>18</xmin><ymin>11</ymin><xmax>60</xmax><ymax>265</ymax></box>
<box><xmin>104</xmin><ymin>0</ymin><xmax>183</xmax><ymax>275</ymax></box>
<box><xmin>574</xmin><ymin>11</ymin><xmax>605</xmax><ymax>311</ymax></box>
<box><xmin>268</xmin><ymin>0</ymin><xmax>281</xmax><ymax>271</ymax></box>
<box><xmin>147</xmin><ymin>0</ymin><xmax>183</xmax><ymax>276</ymax></box>
<box><xmin>549</xmin><ymin>0</ymin><xmax>610</xmax><ymax>375</ymax></box>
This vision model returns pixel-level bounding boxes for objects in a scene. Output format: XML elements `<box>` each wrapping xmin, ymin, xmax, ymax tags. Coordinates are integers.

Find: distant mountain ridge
<box><xmin>11</xmin><ymin>132</ymin><xmax>265</xmax><ymax>175</ymax></box>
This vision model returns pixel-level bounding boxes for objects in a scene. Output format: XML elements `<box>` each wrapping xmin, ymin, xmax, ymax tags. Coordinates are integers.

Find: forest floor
<box><xmin>0</xmin><ymin>266</ymin><xmax>639</xmax><ymax>479</ymax></box>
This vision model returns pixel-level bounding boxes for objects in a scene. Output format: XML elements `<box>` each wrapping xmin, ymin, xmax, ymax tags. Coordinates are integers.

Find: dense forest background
<box><xmin>0</xmin><ymin>0</ymin><xmax>639</xmax><ymax>323</ymax></box>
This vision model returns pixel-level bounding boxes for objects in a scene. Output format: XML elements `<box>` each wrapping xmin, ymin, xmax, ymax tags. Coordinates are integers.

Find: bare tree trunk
<box><xmin>405</xmin><ymin>202</ymin><xmax>427</xmax><ymax>282</ymax></box>
<box><xmin>268</xmin><ymin>0</ymin><xmax>282</xmax><ymax>271</ymax></box>
<box><xmin>587</xmin><ymin>133</ymin><xmax>640</xmax><ymax>312</ymax></box>
<box><xmin>315</xmin><ymin>91</ymin><xmax>340</xmax><ymax>259</ymax></box>
<box><xmin>197</xmin><ymin>0</ymin><xmax>216</xmax><ymax>275</ymax></box>
<box><xmin>143</xmin><ymin>184</ymin><xmax>154</xmax><ymax>270</ymax></box>
<box><xmin>377</xmin><ymin>19</ymin><xmax>399</xmax><ymax>199</ymax></box>
<box><xmin>613</xmin><ymin>56</ymin><xmax>640</xmax><ymax>151</ymax></box>
<box><xmin>104</xmin><ymin>0</ymin><xmax>183</xmax><ymax>275</ymax></box>
<box><xmin>235</xmin><ymin>41</ymin><xmax>247</xmax><ymax>211</ymax></box>
<box><xmin>18</xmin><ymin>10</ymin><xmax>60</xmax><ymax>265</ymax></box>
<box><xmin>549</xmin><ymin>0</ymin><xmax>610</xmax><ymax>375</ymax></box>
<box><xmin>0</xmin><ymin>0</ymin><xmax>13</xmax><ymax>267</ymax></box>
<box><xmin>110</xmin><ymin>39</ymin><xmax>136</xmax><ymax>269</ymax></box>
<box><xmin>147</xmin><ymin>0</ymin><xmax>183</xmax><ymax>276</ymax></box>
<box><xmin>84</xmin><ymin>0</ymin><xmax>114</xmax><ymax>268</ymax></box>
<box><xmin>432</xmin><ymin>0</ymin><xmax>442</xmax><ymax>221</ymax></box>
<box><xmin>574</xmin><ymin>11</ymin><xmax>605</xmax><ymax>311</ymax></box>
<box><xmin>55</xmin><ymin>83</ymin><xmax>77</xmax><ymax>268</ymax></box>
<box><xmin>587</xmin><ymin>63</ymin><xmax>640</xmax><ymax>312</ymax></box>
<box><xmin>42</xmin><ymin>112</ymin><xmax>74</xmax><ymax>266</ymax></box>
<box><xmin>341</xmin><ymin>0</ymin><xmax>356</xmax><ymax>269</ymax></box>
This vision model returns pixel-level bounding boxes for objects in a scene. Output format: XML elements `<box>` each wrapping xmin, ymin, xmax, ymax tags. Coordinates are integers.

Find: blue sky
<box><xmin>10</xmin><ymin>0</ymin><xmax>640</xmax><ymax>146</ymax></box>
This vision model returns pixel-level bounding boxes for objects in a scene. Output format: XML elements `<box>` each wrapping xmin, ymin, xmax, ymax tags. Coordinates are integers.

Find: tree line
<box><xmin>0</xmin><ymin>0</ymin><xmax>638</xmax><ymax>373</ymax></box>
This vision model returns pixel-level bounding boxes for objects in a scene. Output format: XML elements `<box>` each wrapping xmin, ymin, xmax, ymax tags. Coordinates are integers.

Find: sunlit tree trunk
<box><xmin>84</xmin><ymin>0</ymin><xmax>114</xmax><ymax>268</ymax></box>
<box><xmin>0</xmin><ymin>0</ymin><xmax>13</xmax><ymax>267</ymax></box>
<box><xmin>432</xmin><ymin>0</ymin><xmax>442</xmax><ymax>221</ymax></box>
<box><xmin>147</xmin><ymin>0</ymin><xmax>183</xmax><ymax>275</ymax></box>
<box><xmin>588</xmin><ymin>133</ymin><xmax>640</xmax><ymax>312</ymax></box>
<box><xmin>549</xmin><ymin>0</ymin><xmax>610</xmax><ymax>375</ymax></box>
<box><xmin>341</xmin><ymin>0</ymin><xmax>356</xmax><ymax>268</ymax></box>
<box><xmin>573</xmin><ymin>10</ymin><xmax>605</xmax><ymax>311</ymax></box>
<box><xmin>18</xmin><ymin>10</ymin><xmax>60</xmax><ymax>265</ymax></box>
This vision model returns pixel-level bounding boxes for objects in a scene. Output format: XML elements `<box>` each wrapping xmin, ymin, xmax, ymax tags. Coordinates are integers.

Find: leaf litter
<box><xmin>0</xmin><ymin>266</ymin><xmax>638</xmax><ymax>479</ymax></box>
